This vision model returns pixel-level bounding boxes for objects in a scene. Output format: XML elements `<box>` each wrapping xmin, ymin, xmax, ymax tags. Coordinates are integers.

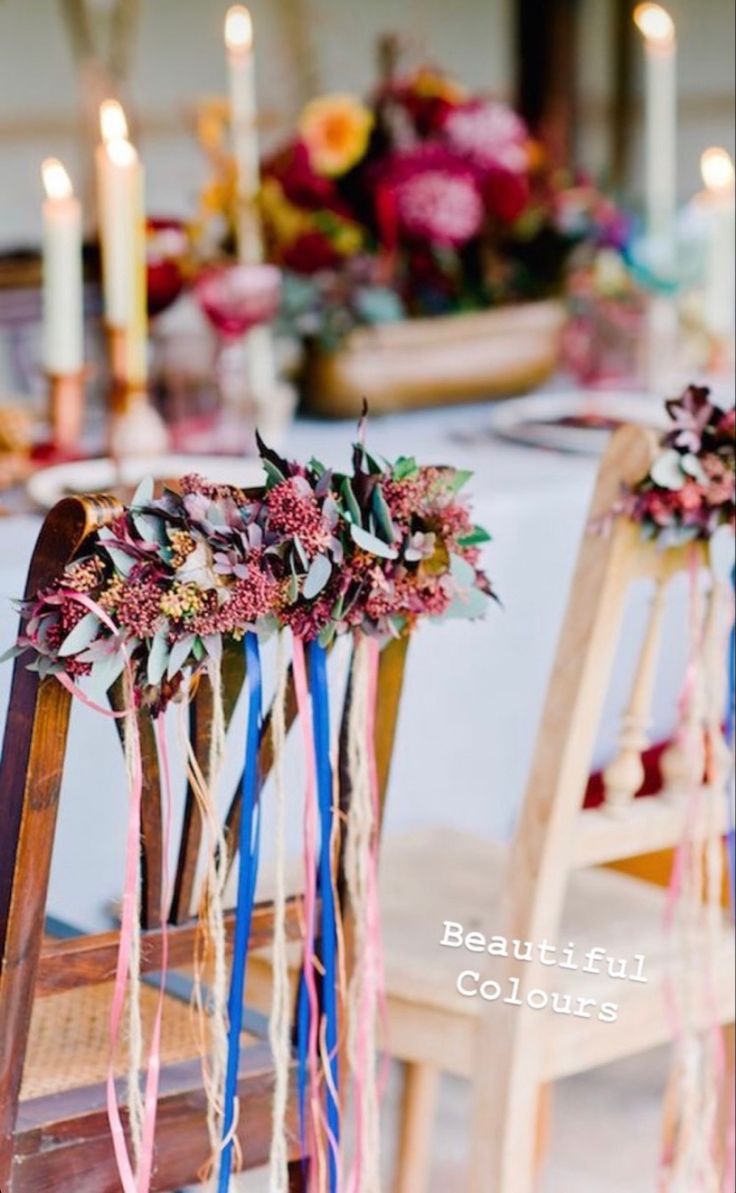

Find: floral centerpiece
<box><xmin>198</xmin><ymin>61</ymin><xmax>624</xmax><ymax>413</ymax></box>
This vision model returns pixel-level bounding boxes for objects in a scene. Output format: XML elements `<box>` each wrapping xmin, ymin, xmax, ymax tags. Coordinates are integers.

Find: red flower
<box><xmin>376</xmin><ymin>146</ymin><xmax>484</xmax><ymax>247</ymax></box>
<box><xmin>280</xmin><ymin>230</ymin><xmax>344</xmax><ymax>274</ymax></box>
<box><xmin>483</xmin><ymin>166</ymin><xmax>531</xmax><ymax>223</ymax></box>
<box><xmin>263</xmin><ymin>140</ymin><xmax>351</xmax><ymax>217</ymax></box>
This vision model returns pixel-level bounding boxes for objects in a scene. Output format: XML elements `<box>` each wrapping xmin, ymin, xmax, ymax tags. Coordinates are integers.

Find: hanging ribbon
<box><xmin>345</xmin><ymin>632</ymin><xmax>384</xmax><ymax>1193</ymax></box>
<box><xmin>217</xmin><ymin>631</ymin><xmax>263</xmax><ymax>1192</ymax></box>
<box><xmin>269</xmin><ymin>632</ymin><xmax>292</xmax><ymax>1192</ymax></box>
<box><xmin>309</xmin><ymin>639</ymin><xmax>341</xmax><ymax>1192</ymax></box>
<box><xmin>292</xmin><ymin>636</ymin><xmax>326</xmax><ymax>1189</ymax></box>
<box><xmin>54</xmin><ymin>591</ymin><xmax>168</xmax><ymax>1193</ymax></box>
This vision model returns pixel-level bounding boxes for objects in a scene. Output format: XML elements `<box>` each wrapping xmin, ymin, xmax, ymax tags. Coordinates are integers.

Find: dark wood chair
<box><xmin>0</xmin><ymin>494</ymin><xmax>408</xmax><ymax>1193</ymax></box>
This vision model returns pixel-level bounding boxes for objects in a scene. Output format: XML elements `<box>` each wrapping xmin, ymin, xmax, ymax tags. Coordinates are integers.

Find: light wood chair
<box><xmin>0</xmin><ymin>493</ymin><xmax>408</xmax><ymax>1192</ymax></box>
<box><xmin>378</xmin><ymin>424</ymin><xmax>735</xmax><ymax>1193</ymax></box>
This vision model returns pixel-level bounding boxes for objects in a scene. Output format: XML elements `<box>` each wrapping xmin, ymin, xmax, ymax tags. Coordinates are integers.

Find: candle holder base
<box><xmin>108</xmin><ymin>388</ymin><xmax>170</xmax><ymax>462</ymax></box>
<box><xmin>47</xmin><ymin>370</ymin><xmax>86</xmax><ymax>455</ymax></box>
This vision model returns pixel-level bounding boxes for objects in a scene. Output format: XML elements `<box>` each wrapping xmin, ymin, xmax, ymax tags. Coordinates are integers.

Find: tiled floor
<box><xmin>199</xmin><ymin>1046</ymin><xmax>670</xmax><ymax>1192</ymax></box>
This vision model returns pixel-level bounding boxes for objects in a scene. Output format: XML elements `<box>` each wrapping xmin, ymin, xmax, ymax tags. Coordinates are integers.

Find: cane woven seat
<box><xmin>20</xmin><ymin>979</ymin><xmax>220</xmax><ymax>1102</ymax></box>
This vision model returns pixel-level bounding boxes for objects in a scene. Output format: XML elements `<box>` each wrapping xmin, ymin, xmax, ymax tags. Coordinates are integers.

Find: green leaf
<box><xmin>0</xmin><ymin>642</ymin><xmax>23</xmax><ymax>664</ymax></box>
<box><xmin>147</xmin><ymin>629</ymin><xmax>169</xmax><ymax>686</ymax></box>
<box><xmin>341</xmin><ymin>478</ymin><xmax>362</xmax><ymax>525</ymax></box>
<box><xmin>448</xmin><ymin>469</ymin><xmax>474</xmax><ymax>494</ymax></box>
<box><xmin>371</xmin><ymin>486</ymin><xmax>396</xmax><ymax>544</ymax></box>
<box><xmin>449</xmin><ymin>554</ymin><xmax>478</xmax><ymax>588</ymax></box>
<box><xmin>192</xmin><ymin>637</ymin><xmax>205</xmax><ymax>662</ymax></box>
<box><xmin>58</xmin><ymin>612</ymin><xmax>101</xmax><ymax>657</ymax></box>
<box><xmin>354</xmin><ymin>285</ymin><xmax>405</xmax><ymax>325</ymax></box>
<box><xmin>458</xmin><ymin>525</ymin><xmax>492</xmax><ymax>547</ymax></box>
<box><xmin>318</xmin><ymin>622</ymin><xmax>336</xmax><ymax>649</ymax></box>
<box><xmin>104</xmin><ymin>546</ymin><xmax>137</xmax><ymax>577</ymax></box>
<box><xmin>350</xmin><ymin>523</ymin><xmax>398</xmax><ymax>559</ymax></box>
<box><xmin>303</xmin><ymin>554</ymin><xmax>332</xmax><ymax>600</ymax></box>
<box><xmin>392</xmin><ymin>456</ymin><xmax>419</xmax><ymax>481</ymax></box>
<box><xmin>167</xmin><ymin>634</ymin><xmax>196</xmax><ymax>679</ymax></box>
<box><xmin>131</xmin><ymin>476</ymin><xmax>155</xmax><ymax>509</ymax></box>
<box><xmin>86</xmin><ymin>651</ymin><xmax>126</xmax><ymax>703</ymax></box>
<box><xmin>262</xmin><ymin>458</ymin><xmax>287</xmax><ymax>487</ymax></box>
<box><xmin>650</xmin><ymin>450</ymin><xmax>685</xmax><ymax>491</ymax></box>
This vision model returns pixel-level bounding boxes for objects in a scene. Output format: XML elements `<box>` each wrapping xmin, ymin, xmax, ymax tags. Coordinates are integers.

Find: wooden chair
<box><xmin>0</xmin><ymin>493</ymin><xmax>408</xmax><ymax>1193</ymax></box>
<box><xmin>378</xmin><ymin>425</ymin><xmax>735</xmax><ymax>1192</ymax></box>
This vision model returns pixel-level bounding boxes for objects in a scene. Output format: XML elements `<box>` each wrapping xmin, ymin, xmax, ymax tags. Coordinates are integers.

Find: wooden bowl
<box><xmin>301</xmin><ymin>299</ymin><xmax>566</xmax><ymax>418</ymax></box>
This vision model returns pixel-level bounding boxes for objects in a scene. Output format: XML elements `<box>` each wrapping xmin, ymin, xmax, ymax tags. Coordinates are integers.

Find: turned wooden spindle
<box><xmin>661</xmin><ymin>574</ymin><xmax>709</xmax><ymax>797</ymax></box>
<box><xmin>703</xmin><ymin>578</ymin><xmax>735</xmax><ymax>791</ymax></box>
<box><xmin>603</xmin><ymin>572</ymin><xmax>669</xmax><ymax>814</ymax></box>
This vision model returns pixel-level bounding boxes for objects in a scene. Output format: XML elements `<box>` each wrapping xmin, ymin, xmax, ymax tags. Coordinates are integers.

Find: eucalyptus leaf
<box><xmin>341</xmin><ymin>478</ymin><xmax>362</xmax><ymax>525</ymax></box>
<box><xmin>167</xmin><ymin>634</ymin><xmax>196</xmax><ymax>679</ymax></box>
<box><xmin>350</xmin><ymin>523</ymin><xmax>398</xmax><ymax>559</ymax></box>
<box><xmin>58</xmin><ymin>612</ymin><xmax>101</xmax><ymax>657</ymax></box>
<box><xmin>105</xmin><ymin>546</ymin><xmax>137</xmax><ymax>577</ymax></box>
<box><xmin>292</xmin><ymin>535</ymin><xmax>309</xmax><ymax>570</ymax></box>
<box><xmin>86</xmin><ymin>651</ymin><xmax>126</xmax><ymax>703</ymax></box>
<box><xmin>318</xmin><ymin>622</ymin><xmax>336</xmax><ymax>649</ymax></box>
<box><xmin>650</xmin><ymin>450</ymin><xmax>685</xmax><ymax>491</ymax></box>
<box><xmin>449</xmin><ymin>553</ymin><xmax>478</xmax><ymax>589</ymax></box>
<box><xmin>440</xmin><ymin>586</ymin><xmax>490</xmax><ymax>621</ymax></box>
<box><xmin>131</xmin><ymin>476</ymin><xmax>155</xmax><ymax>509</ymax></box>
<box><xmin>147</xmin><ymin>629</ymin><xmax>170</xmax><ymax>687</ymax></box>
<box><xmin>303</xmin><ymin>553</ymin><xmax>332</xmax><ymax>600</ymax></box>
<box><xmin>681</xmin><ymin>453</ymin><xmax>707</xmax><ymax>483</ymax></box>
<box><xmin>448</xmin><ymin>469</ymin><xmax>474</xmax><ymax>494</ymax></box>
<box><xmin>0</xmin><ymin>642</ymin><xmax>23</xmax><ymax>663</ymax></box>
<box><xmin>371</xmin><ymin>486</ymin><xmax>396</xmax><ymax>544</ymax></box>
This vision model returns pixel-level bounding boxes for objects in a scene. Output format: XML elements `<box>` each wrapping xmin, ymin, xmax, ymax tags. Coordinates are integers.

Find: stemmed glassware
<box><xmin>195</xmin><ymin>262</ymin><xmax>281</xmax><ymax>453</ymax></box>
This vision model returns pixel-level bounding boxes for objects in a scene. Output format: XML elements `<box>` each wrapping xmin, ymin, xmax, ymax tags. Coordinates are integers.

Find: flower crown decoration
<box><xmin>11</xmin><ymin>429</ymin><xmax>493</xmax><ymax>710</ymax></box>
<box><xmin>618</xmin><ymin>385</ymin><xmax>735</xmax><ymax>545</ymax></box>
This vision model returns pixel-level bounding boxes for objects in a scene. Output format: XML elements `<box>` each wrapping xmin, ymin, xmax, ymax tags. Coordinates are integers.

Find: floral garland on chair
<box><xmin>616</xmin><ymin>384</ymin><xmax>735</xmax><ymax>546</ymax></box>
<box><xmin>8</xmin><ymin>426</ymin><xmax>493</xmax><ymax>1193</ymax></box>
<box><xmin>614</xmin><ymin>385</ymin><xmax>735</xmax><ymax>1193</ymax></box>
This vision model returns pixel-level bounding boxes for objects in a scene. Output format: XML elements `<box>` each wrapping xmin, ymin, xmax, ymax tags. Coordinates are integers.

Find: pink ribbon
<box><xmin>53</xmin><ymin>593</ymin><xmax>167</xmax><ymax>1193</ymax></box>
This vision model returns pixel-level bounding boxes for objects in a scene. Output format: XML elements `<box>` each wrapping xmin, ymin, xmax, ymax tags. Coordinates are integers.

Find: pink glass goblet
<box><xmin>195</xmin><ymin>263</ymin><xmax>282</xmax><ymax>453</ymax></box>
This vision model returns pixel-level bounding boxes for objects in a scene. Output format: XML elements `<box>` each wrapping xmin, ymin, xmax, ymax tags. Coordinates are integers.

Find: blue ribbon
<box><xmin>218</xmin><ymin>632</ymin><xmax>262</xmax><ymax>1193</ymax></box>
<box><xmin>308</xmin><ymin>640</ymin><xmax>340</xmax><ymax>1191</ymax></box>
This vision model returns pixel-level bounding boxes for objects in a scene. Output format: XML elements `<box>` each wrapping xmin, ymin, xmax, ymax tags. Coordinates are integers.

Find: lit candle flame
<box><xmin>105</xmin><ymin>138</ymin><xmax>138</xmax><ymax>168</ymax></box>
<box><xmin>701</xmin><ymin>147</ymin><xmax>735</xmax><ymax>194</ymax></box>
<box><xmin>100</xmin><ymin>98</ymin><xmax>129</xmax><ymax>144</ymax></box>
<box><xmin>225</xmin><ymin>5</ymin><xmax>253</xmax><ymax>54</ymax></box>
<box><xmin>634</xmin><ymin>3</ymin><xmax>676</xmax><ymax>46</ymax></box>
<box><xmin>42</xmin><ymin>157</ymin><xmax>74</xmax><ymax>201</ymax></box>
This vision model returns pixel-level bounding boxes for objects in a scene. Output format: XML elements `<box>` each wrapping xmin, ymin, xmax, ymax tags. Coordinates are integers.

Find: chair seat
<box><xmin>21</xmin><ymin>978</ymin><xmax>212</xmax><ymax>1102</ymax></box>
<box><xmin>379</xmin><ymin>827</ymin><xmax>736</xmax><ymax>1080</ymax></box>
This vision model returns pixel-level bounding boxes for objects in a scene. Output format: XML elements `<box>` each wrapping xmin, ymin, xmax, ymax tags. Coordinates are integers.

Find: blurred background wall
<box><xmin>0</xmin><ymin>0</ymin><xmax>733</xmax><ymax>249</ymax></box>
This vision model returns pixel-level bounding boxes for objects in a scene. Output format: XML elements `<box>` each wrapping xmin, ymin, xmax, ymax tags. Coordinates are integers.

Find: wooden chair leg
<box><xmin>288</xmin><ymin>1158</ymin><xmax>310</xmax><ymax>1191</ymax></box>
<box><xmin>717</xmin><ymin>1023</ymin><xmax>735</xmax><ymax>1185</ymax></box>
<box><xmin>393</xmin><ymin>1061</ymin><xmax>441</xmax><ymax>1193</ymax></box>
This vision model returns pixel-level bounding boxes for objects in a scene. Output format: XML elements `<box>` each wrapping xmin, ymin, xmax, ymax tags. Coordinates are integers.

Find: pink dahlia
<box><xmin>379</xmin><ymin>148</ymin><xmax>484</xmax><ymax>247</ymax></box>
<box><xmin>442</xmin><ymin>100</ymin><xmax>529</xmax><ymax>175</ymax></box>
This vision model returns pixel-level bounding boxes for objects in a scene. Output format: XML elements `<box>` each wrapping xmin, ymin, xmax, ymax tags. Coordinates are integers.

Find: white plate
<box><xmin>27</xmin><ymin>454</ymin><xmax>266</xmax><ymax>510</ymax></box>
<box><xmin>486</xmin><ymin>390</ymin><xmax>670</xmax><ymax>455</ymax></box>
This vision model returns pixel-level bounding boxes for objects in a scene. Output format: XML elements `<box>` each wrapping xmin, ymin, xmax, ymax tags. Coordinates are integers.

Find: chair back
<box><xmin>507</xmin><ymin>421</ymin><xmax>733</xmax><ymax>954</ymax></box>
<box><xmin>0</xmin><ymin>492</ymin><xmax>408</xmax><ymax>1177</ymax></box>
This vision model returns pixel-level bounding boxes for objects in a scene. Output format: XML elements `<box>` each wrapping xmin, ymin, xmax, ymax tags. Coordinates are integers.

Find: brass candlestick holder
<box><xmin>47</xmin><ymin>370</ymin><xmax>86</xmax><ymax>454</ymax></box>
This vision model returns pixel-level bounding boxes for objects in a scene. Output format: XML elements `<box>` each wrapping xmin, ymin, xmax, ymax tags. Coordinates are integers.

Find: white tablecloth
<box><xmin>0</xmin><ymin>403</ymin><xmax>687</xmax><ymax>930</ymax></box>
